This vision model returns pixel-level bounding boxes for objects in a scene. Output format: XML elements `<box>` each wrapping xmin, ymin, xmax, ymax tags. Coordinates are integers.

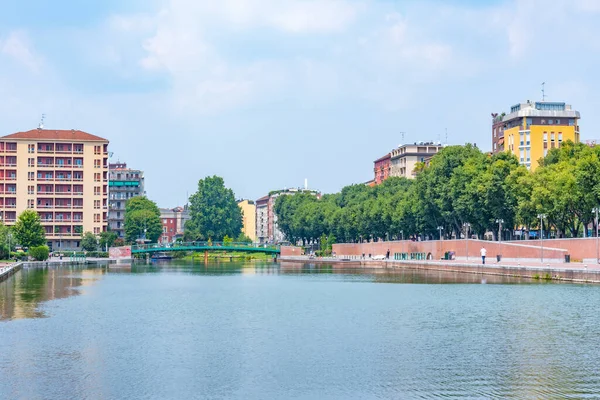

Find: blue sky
<box><xmin>1</xmin><ymin>0</ymin><xmax>599</xmax><ymax>207</ymax></box>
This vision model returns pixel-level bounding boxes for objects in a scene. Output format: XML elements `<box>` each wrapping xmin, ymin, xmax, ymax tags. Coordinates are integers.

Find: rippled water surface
<box><xmin>2</xmin><ymin>261</ymin><xmax>600</xmax><ymax>399</ymax></box>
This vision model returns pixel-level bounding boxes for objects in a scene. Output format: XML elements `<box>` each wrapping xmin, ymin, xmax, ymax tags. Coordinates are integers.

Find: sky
<box><xmin>1</xmin><ymin>0</ymin><xmax>600</xmax><ymax>207</ymax></box>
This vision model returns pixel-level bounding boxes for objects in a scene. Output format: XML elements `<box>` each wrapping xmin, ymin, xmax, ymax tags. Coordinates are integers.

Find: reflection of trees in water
<box><xmin>0</xmin><ymin>267</ymin><xmax>103</xmax><ymax>321</ymax></box>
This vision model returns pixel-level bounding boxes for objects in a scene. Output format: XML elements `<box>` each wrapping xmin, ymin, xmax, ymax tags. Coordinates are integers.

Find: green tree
<box><xmin>99</xmin><ymin>231</ymin><xmax>118</xmax><ymax>250</ymax></box>
<box><xmin>81</xmin><ymin>232</ymin><xmax>99</xmax><ymax>251</ymax></box>
<box><xmin>0</xmin><ymin>223</ymin><xmax>12</xmax><ymax>259</ymax></box>
<box><xmin>13</xmin><ymin>210</ymin><xmax>45</xmax><ymax>248</ymax></box>
<box><xmin>124</xmin><ymin>196</ymin><xmax>163</xmax><ymax>243</ymax></box>
<box><xmin>186</xmin><ymin>176</ymin><xmax>243</xmax><ymax>241</ymax></box>
<box><xmin>28</xmin><ymin>245</ymin><xmax>49</xmax><ymax>261</ymax></box>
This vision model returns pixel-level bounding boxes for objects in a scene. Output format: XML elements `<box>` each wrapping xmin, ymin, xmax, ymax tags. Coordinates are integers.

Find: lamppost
<box><xmin>537</xmin><ymin>214</ymin><xmax>546</xmax><ymax>262</ymax></box>
<box><xmin>437</xmin><ymin>226</ymin><xmax>444</xmax><ymax>241</ymax></box>
<box><xmin>400</xmin><ymin>230</ymin><xmax>404</xmax><ymax>258</ymax></box>
<box><xmin>495</xmin><ymin>219</ymin><xmax>504</xmax><ymax>243</ymax></box>
<box><xmin>594</xmin><ymin>207</ymin><xmax>599</xmax><ymax>264</ymax></box>
<box><xmin>463</xmin><ymin>222</ymin><xmax>470</xmax><ymax>260</ymax></box>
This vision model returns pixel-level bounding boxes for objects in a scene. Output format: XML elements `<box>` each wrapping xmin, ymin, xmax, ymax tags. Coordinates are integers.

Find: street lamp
<box><xmin>537</xmin><ymin>214</ymin><xmax>546</xmax><ymax>262</ymax></box>
<box><xmin>495</xmin><ymin>219</ymin><xmax>504</xmax><ymax>243</ymax></box>
<box><xmin>437</xmin><ymin>226</ymin><xmax>444</xmax><ymax>241</ymax></box>
<box><xmin>593</xmin><ymin>207</ymin><xmax>599</xmax><ymax>264</ymax></box>
<box><xmin>463</xmin><ymin>222</ymin><xmax>471</xmax><ymax>260</ymax></box>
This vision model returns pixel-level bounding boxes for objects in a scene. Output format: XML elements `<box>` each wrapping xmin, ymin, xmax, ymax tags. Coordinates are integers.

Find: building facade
<box><xmin>255</xmin><ymin>196</ymin><xmax>269</xmax><ymax>244</ymax></box>
<box><xmin>255</xmin><ymin>188</ymin><xmax>320</xmax><ymax>244</ymax></box>
<box><xmin>158</xmin><ymin>206</ymin><xmax>190</xmax><ymax>244</ymax></box>
<box><xmin>108</xmin><ymin>162</ymin><xmax>145</xmax><ymax>239</ymax></box>
<box><xmin>390</xmin><ymin>142</ymin><xmax>444</xmax><ymax>179</ymax></box>
<box><xmin>237</xmin><ymin>199</ymin><xmax>256</xmax><ymax>242</ymax></box>
<box><xmin>373</xmin><ymin>153</ymin><xmax>391</xmax><ymax>184</ymax></box>
<box><xmin>494</xmin><ymin>101</ymin><xmax>581</xmax><ymax>170</ymax></box>
<box><xmin>0</xmin><ymin>128</ymin><xmax>109</xmax><ymax>250</ymax></box>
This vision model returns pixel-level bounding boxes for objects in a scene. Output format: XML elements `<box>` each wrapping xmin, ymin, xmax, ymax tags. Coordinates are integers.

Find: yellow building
<box><xmin>238</xmin><ymin>199</ymin><xmax>256</xmax><ymax>242</ymax></box>
<box><xmin>0</xmin><ymin>128</ymin><xmax>109</xmax><ymax>250</ymax></box>
<box><xmin>495</xmin><ymin>101</ymin><xmax>580</xmax><ymax>170</ymax></box>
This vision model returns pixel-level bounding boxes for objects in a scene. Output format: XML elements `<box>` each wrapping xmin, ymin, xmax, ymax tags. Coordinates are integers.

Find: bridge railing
<box><xmin>131</xmin><ymin>242</ymin><xmax>280</xmax><ymax>252</ymax></box>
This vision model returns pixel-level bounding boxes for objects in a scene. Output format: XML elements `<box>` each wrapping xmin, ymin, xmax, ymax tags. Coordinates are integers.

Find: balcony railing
<box><xmin>4</xmin><ymin>163</ymin><xmax>16</xmax><ymax>167</ymax></box>
<box><xmin>54</xmin><ymin>205</ymin><xmax>71</xmax><ymax>209</ymax></box>
<box><xmin>37</xmin><ymin>191</ymin><xmax>54</xmax><ymax>195</ymax></box>
<box><xmin>37</xmin><ymin>163</ymin><xmax>54</xmax><ymax>168</ymax></box>
<box><xmin>4</xmin><ymin>204</ymin><xmax>16</xmax><ymax>209</ymax></box>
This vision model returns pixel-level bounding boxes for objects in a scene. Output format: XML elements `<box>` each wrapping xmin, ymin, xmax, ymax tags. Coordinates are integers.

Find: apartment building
<box><xmin>373</xmin><ymin>153</ymin><xmax>391</xmax><ymax>185</ymax></box>
<box><xmin>0</xmin><ymin>128</ymin><xmax>109</xmax><ymax>250</ymax></box>
<box><xmin>237</xmin><ymin>199</ymin><xmax>256</xmax><ymax>242</ymax></box>
<box><xmin>255</xmin><ymin>187</ymin><xmax>320</xmax><ymax>244</ymax></box>
<box><xmin>158</xmin><ymin>206</ymin><xmax>190</xmax><ymax>244</ymax></box>
<box><xmin>493</xmin><ymin>100</ymin><xmax>581</xmax><ymax>170</ymax></box>
<box><xmin>255</xmin><ymin>196</ymin><xmax>269</xmax><ymax>244</ymax></box>
<box><xmin>108</xmin><ymin>162</ymin><xmax>145</xmax><ymax>239</ymax></box>
<box><xmin>390</xmin><ymin>142</ymin><xmax>444</xmax><ymax>179</ymax></box>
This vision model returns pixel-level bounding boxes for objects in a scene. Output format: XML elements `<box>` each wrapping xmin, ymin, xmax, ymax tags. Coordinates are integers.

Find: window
<box><xmin>28</xmin><ymin>185</ymin><xmax>34</xmax><ymax>195</ymax></box>
<box><xmin>94</xmin><ymin>159</ymin><xmax>101</xmax><ymax>168</ymax></box>
<box><xmin>94</xmin><ymin>227</ymin><xmax>100</xmax><ymax>234</ymax></box>
<box><xmin>526</xmin><ymin>133</ymin><xmax>530</xmax><ymax>146</ymax></box>
<box><xmin>548</xmin><ymin>119</ymin><xmax>553</xmax><ymax>125</ymax></box>
<box><xmin>493</xmin><ymin>143</ymin><xmax>497</xmax><ymax>150</ymax></box>
<box><xmin>94</xmin><ymin>200</ymin><xmax>100</xmax><ymax>209</ymax></box>
<box><xmin>556</xmin><ymin>119</ymin><xmax>560</xmax><ymax>124</ymax></box>
<box><xmin>94</xmin><ymin>145</ymin><xmax>101</xmax><ymax>155</ymax></box>
<box><xmin>28</xmin><ymin>158</ymin><xmax>34</xmax><ymax>167</ymax></box>
<box><xmin>551</xmin><ymin>133</ymin><xmax>555</xmax><ymax>141</ymax></box>
<box><xmin>543</xmin><ymin>132</ymin><xmax>548</xmax><ymax>141</ymax></box>
<box><xmin>28</xmin><ymin>171</ymin><xmax>34</xmax><ymax>181</ymax></box>
<box><xmin>558</xmin><ymin>133</ymin><xmax>563</xmax><ymax>142</ymax></box>
<box><xmin>94</xmin><ymin>186</ymin><xmax>100</xmax><ymax>195</ymax></box>
<box><xmin>94</xmin><ymin>214</ymin><xmax>101</xmax><ymax>223</ymax></box>
<box><xmin>28</xmin><ymin>144</ymin><xmax>35</xmax><ymax>153</ymax></box>
<box><xmin>94</xmin><ymin>173</ymin><xmax>100</xmax><ymax>182</ymax></box>
<box><xmin>569</xmin><ymin>119</ymin><xmax>575</xmax><ymax>126</ymax></box>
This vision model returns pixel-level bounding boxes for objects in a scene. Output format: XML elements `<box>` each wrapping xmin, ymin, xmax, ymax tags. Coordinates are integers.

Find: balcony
<box><xmin>38</xmin><ymin>149</ymin><xmax>54</xmax><ymax>154</ymax></box>
<box><xmin>37</xmin><ymin>191</ymin><xmax>55</xmax><ymax>196</ymax></box>
<box><xmin>37</xmin><ymin>163</ymin><xmax>54</xmax><ymax>168</ymax></box>
<box><xmin>4</xmin><ymin>176</ymin><xmax>16</xmax><ymax>181</ymax></box>
<box><xmin>4</xmin><ymin>163</ymin><xmax>16</xmax><ymax>167</ymax></box>
<box><xmin>3</xmin><ymin>218</ymin><xmax>16</xmax><ymax>223</ymax></box>
<box><xmin>39</xmin><ymin>177</ymin><xmax>55</xmax><ymax>182</ymax></box>
<box><xmin>55</xmin><ymin>164</ymin><xmax>74</xmax><ymax>169</ymax></box>
<box><xmin>4</xmin><ymin>204</ymin><xmax>16</xmax><ymax>209</ymax></box>
<box><xmin>40</xmin><ymin>219</ymin><xmax>54</xmax><ymax>223</ymax></box>
<box><xmin>54</xmin><ymin>192</ymin><xmax>72</xmax><ymax>196</ymax></box>
<box><xmin>54</xmin><ymin>204</ymin><xmax>72</xmax><ymax>209</ymax></box>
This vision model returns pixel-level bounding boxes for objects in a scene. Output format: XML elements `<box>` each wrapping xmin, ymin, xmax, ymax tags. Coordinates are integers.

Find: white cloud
<box><xmin>0</xmin><ymin>31</ymin><xmax>41</xmax><ymax>73</ymax></box>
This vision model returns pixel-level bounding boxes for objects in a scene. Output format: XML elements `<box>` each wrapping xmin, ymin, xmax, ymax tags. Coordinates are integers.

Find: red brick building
<box><xmin>373</xmin><ymin>153</ymin><xmax>391</xmax><ymax>185</ymax></box>
<box><xmin>158</xmin><ymin>206</ymin><xmax>190</xmax><ymax>244</ymax></box>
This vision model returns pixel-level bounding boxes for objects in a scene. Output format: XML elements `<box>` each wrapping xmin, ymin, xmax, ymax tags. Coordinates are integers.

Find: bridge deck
<box><xmin>131</xmin><ymin>242</ymin><xmax>280</xmax><ymax>254</ymax></box>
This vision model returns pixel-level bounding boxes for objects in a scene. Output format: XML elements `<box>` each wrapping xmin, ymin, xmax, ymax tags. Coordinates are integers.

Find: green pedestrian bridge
<box><xmin>131</xmin><ymin>242</ymin><xmax>281</xmax><ymax>255</ymax></box>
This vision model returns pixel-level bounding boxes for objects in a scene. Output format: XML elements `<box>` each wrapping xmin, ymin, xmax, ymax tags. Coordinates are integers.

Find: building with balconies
<box><xmin>493</xmin><ymin>101</ymin><xmax>581</xmax><ymax>170</ymax></box>
<box><xmin>0</xmin><ymin>128</ymin><xmax>109</xmax><ymax>249</ymax></box>
<box><xmin>108</xmin><ymin>162</ymin><xmax>145</xmax><ymax>238</ymax></box>
<box><xmin>390</xmin><ymin>142</ymin><xmax>444</xmax><ymax>179</ymax></box>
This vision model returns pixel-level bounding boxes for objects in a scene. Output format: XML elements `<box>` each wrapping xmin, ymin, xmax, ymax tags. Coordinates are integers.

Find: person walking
<box><xmin>480</xmin><ymin>246</ymin><xmax>487</xmax><ymax>265</ymax></box>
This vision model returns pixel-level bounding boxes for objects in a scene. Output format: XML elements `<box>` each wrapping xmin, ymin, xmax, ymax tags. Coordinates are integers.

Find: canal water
<box><xmin>1</xmin><ymin>261</ymin><xmax>600</xmax><ymax>399</ymax></box>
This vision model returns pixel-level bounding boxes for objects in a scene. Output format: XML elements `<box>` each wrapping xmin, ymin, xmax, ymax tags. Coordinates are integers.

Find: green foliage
<box><xmin>13</xmin><ymin>210</ymin><xmax>45</xmax><ymax>248</ymax></box>
<box><xmin>223</xmin><ymin>235</ymin><xmax>233</xmax><ymax>245</ymax></box>
<box><xmin>124</xmin><ymin>196</ymin><xmax>163</xmax><ymax>244</ymax></box>
<box><xmin>0</xmin><ymin>223</ymin><xmax>12</xmax><ymax>260</ymax></box>
<box><xmin>236</xmin><ymin>233</ymin><xmax>252</xmax><ymax>243</ymax></box>
<box><xmin>28</xmin><ymin>245</ymin><xmax>49</xmax><ymax>261</ymax></box>
<box><xmin>99</xmin><ymin>231</ymin><xmax>118</xmax><ymax>249</ymax></box>
<box><xmin>81</xmin><ymin>232</ymin><xmax>99</xmax><ymax>251</ymax></box>
<box><xmin>273</xmin><ymin>142</ymin><xmax>600</xmax><ymax>242</ymax></box>
<box><xmin>186</xmin><ymin>176</ymin><xmax>243</xmax><ymax>241</ymax></box>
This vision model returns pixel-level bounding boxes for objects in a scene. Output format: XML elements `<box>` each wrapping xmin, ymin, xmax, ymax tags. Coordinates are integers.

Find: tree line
<box><xmin>274</xmin><ymin>141</ymin><xmax>600</xmax><ymax>245</ymax></box>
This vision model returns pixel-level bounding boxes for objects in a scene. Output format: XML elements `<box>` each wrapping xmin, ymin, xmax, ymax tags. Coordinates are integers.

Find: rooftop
<box><xmin>502</xmin><ymin>101</ymin><xmax>580</xmax><ymax>122</ymax></box>
<box><xmin>2</xmin><ymin>128</ymin><xmax>108</xmax><ymax>142</ymax></box>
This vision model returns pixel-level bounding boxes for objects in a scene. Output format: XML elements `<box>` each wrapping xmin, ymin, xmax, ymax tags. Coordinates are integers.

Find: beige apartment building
<box><xmin>0</xmin><ymin>128</ymin><xmax>109</xmax><ymax>250</ymax></box>
<box><xmin>238</xmin><ymin>199</ymin><xmax>256</xmax><ymax>242</ymax></box>
<box><xmin>390</xmin><ymin>142</ymin><xmax>444</xmax><ymax>179</ymax></box>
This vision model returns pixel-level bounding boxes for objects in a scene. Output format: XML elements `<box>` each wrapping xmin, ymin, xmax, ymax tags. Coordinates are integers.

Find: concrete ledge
<box><xmin>280</xmin><ymin>257</ymin><xmax>600</xmax><ymax>283</ymax></box>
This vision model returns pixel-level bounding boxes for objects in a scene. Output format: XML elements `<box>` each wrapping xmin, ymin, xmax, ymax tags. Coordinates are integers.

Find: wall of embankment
<box><xmin>279</xmin><ymin>258</ymin><xmax>600</xmax><ymax>283</ymax></box>
<box><xmin>331</xmin><ymin>238</ymin><xmax>598</xmax><ymax>262</ymax></box>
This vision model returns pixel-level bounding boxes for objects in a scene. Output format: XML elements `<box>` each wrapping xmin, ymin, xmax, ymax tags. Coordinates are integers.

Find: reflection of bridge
<box><xmin>131</xmin><ymin>242</ymin><xmax>280</xmax><ymax>255</ymax></box>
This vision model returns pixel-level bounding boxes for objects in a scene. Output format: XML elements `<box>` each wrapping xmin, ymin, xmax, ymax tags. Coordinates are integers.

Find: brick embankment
<box><xmin>279</xmin><ymin>256</ymin><xmax>600</xmax><ymax>283</ymax></box>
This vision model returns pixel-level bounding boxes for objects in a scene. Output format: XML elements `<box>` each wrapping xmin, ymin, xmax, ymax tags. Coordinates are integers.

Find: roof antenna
<box><xmin>38</xmin><ymin>114</ymin><xmax>45</xmax><ymax>130</ymax></box>
<box><xmin>541</xmin><ymin>82</ymin><xmax>546</xmax><ymax>102</ymax></box>
<box><xmin>400</xmin><ymin>131</ymin><xmax>405</xmax><ymax>146</ymax></box>
<box><xmin>445</xmin><ymin>127</ymin><xmax>448</xmax><ymax>145</ymax></box>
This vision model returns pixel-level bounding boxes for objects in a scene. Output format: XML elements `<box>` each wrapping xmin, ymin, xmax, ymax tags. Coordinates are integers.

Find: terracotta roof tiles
<box><xmin>2</xmin><ymin>129</ymin><xmax>108</xmax><ymax>142</ymax></box>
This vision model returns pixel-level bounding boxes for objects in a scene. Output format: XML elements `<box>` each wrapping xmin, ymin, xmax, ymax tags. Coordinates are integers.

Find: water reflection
<box><xmin>0</xmin><ymin>266</ymin><xmax>104</xmax><ymax>321</ymax></box>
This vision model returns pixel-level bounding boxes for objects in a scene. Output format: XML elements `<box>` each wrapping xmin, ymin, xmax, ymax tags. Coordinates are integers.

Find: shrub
<box><xmin>29</xmin><ymin>245</ymin><xmax>50</xmax><ymax>261</ymax></box>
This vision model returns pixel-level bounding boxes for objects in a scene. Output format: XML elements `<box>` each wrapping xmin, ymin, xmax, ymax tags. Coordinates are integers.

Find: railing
<box><xmin>131</xmin><ymin>241</ymin><xmax>280</xmax><ymax>253</ymax></box>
